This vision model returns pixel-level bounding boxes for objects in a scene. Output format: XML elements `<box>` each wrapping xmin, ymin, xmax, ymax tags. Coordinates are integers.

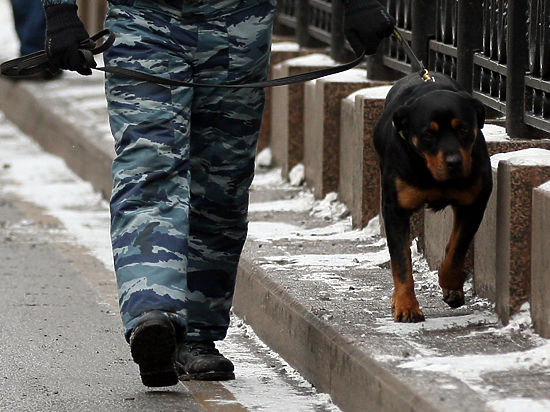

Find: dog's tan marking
<box><xmin>451</xmin><ymin>118</ymin><xmax>461</xmax><ymax>129</ymax></box>
<box><xmin>396</xmin><ymin>177</ymin><xmax>483</xmax><ymax>209</ymax></box>
<box><xmin>445</xmin><ymin>177</ymin><xmax>483</xmax><ymax>205</ymax></box>
<box><xmin>422</xmin><ymin>151</ymin><xmax>448</xmax><ymax>181</ymax></box>
<box><xmin>391</xmin><ymin>243</ymin><xmax>424</xmax><ymax>322</ymax></box>
<box><xmin>395</xmin><ymin>178</ymin><xmax>441</xmax><ymax>210</ymax></box>
<box><xmin>429</xmin><ymin>121</ymin><xmax>439</xmax><ymax>132</ymax></box>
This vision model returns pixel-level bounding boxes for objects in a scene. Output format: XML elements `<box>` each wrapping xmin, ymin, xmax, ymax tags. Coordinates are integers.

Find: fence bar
<box><xmin>506</xmin><ymin>0</ymin><xmax>529</xmax><ymax>138</ymax></box>
<box><xmin>296</xmin><ymin>0</ymin><xmax>313</xmax><ymax>46</ymax></box>
<box><xmin>457</xmin><ymin>0</ymin><xmax>482</xmax><ymax>91</ymax></box>
<box><xmin>524</xmin><ymin>0</ymin><xmax>550</xmax><ymax>135</ymax></box>
<box><xmin>331</xmin><ymin>0</ymin><xmax>346</xmax><ymax>61</ymax></box>
<box><xmin>411</xmin><ymin>0</ymin><xmax>435</xmax><ymax>68</ymax></box>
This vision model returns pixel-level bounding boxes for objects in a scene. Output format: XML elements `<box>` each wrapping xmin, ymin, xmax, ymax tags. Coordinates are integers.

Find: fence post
<box><xmin>457</xmin><ymin>0</ymin><xmax>482</xmax><ymax>92</ymax></box>
<box><xmin>296</xmin><ymin>0</ymin><xmax>313</xmax><ymax>47</ymax></box>
<box><xmin>330</xmin><ymin>0</ymin><xmax>347</xmax><ymax>62</ymax></box>
<box><xmin>411</xmin><ymin>0</ymin><xmax>435</xmax><ymax>68</ymax></box>
<box><xmin>506</xmin><ymin>0</ymin><xmax>529</xmax><ymax>138</ymax></box>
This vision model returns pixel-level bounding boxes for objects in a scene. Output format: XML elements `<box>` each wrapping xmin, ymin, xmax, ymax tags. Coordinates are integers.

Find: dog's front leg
<box><xmin>382</xmin><ymin>194</ymin><xmax>425</xmax><ymax>322</ymax></box>
<box><xmin>439</xmin><ymin>200</ymin><xmax>487</xmax><ymax>308</ymax></box>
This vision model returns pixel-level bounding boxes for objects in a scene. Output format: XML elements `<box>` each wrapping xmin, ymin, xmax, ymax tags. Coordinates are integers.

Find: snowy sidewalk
<box><xmin>1</xmin><ymin>2</ymin><xmax>550</xmax><ymax>410</ymax></box>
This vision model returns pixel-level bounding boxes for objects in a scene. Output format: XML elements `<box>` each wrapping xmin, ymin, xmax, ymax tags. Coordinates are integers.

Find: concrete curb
<box><xmin>0</xmin><ymin>77</ymin><xmax>114</xmax><ymax>199</ymax></box>
<box><xmin>233</xmin><ymin>257</ymin><xmax>440</xmax><ymax>412</ymax></box>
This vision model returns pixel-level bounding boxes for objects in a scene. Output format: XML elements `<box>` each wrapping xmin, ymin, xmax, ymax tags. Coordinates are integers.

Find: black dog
<box><xmin>373</xmin><ymin>72</ymin><xmax>492</xmax><ymax>322</ymax></box>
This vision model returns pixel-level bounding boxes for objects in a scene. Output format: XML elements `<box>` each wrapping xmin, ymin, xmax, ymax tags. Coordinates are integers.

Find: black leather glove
<box><xmin>343</xmin><ymin>0</ymin><xmax>395</xmax><ymax>56</ymax></box>
<box><xmin>44</xmin><ymin>4</ymin><xmax>95</xmax><ymax>75</ymax></box>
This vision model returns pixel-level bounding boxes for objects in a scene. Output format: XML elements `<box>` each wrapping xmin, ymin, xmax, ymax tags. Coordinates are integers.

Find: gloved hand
<box><xmin>44</xmin><ymin>4</ymin><xmax>95</xmax><ymax>75</ymax></box>
<box><xmin>343</xmin><ymin>0</ymin><xmax>395</xmax><ymax>56</ymax></box>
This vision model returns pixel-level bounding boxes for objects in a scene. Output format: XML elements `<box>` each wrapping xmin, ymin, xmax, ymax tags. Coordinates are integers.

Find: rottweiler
<box><xmin>373</xmin><ymin>72</ymin><xmax>492</xmax><ymax>322</ymax></box>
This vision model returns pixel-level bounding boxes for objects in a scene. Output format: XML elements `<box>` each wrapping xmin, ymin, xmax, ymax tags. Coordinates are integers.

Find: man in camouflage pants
<box><xmin>41</xmin><ymin>0</ymin><xmax>393</xmax><ymax>387</ymax></box>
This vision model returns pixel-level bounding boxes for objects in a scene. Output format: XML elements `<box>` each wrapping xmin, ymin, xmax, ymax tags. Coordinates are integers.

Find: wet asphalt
<box><xmin>0</xmin><ymin>194</ymin><xmax>205</xmax><ymax>411</ymax></box>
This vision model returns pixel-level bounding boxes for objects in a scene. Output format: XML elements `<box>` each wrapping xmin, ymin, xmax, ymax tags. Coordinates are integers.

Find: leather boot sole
<box><xmin>130</xmin><ymin>316</ymin><xmax>179</xmax><ymax>387</ymax></box>
<box><xmin>177</xmin><ymin>369</ymin><xmax>235</xmax><ymax>381</ymax></box>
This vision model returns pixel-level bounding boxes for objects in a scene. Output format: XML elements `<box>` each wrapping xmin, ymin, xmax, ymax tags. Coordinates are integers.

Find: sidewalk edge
<box><xmin>0</xmin><ymin>78</ymin><xmax>114</xmax><ymax>199</ymax></box>
<box><xmin>234</xmin><ymin>256</ymin><xmax>440</xmax><ymax>412</ymax></box>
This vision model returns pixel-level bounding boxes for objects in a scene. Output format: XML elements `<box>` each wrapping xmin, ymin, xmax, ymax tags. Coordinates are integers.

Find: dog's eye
<box><xmin>423</xmin><ymin>132</ymin><xmax>437</xmax><ymax>142</ymax></box>
<box><xmin>456</xmin><ymin>125</ymin><xmax>470</xmax><ymax>135</ymax></box>
<box><xmin>456</xmin><ymin>125</ymin><xmax>474</xmax><ymax>140</ymax></box>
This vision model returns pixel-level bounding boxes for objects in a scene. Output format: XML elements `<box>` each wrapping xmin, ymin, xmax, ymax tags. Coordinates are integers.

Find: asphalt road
<box><xmin>0</xmin><ymin>193</ymin><xmax>207</xmax><ymax>411</ymax></box>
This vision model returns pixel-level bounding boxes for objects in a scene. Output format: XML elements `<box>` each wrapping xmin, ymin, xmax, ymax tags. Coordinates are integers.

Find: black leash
<box><xmin>391</xmin><ymin>28</ymin><xmax>434</xmax><ymax>82</ymax></box>
<box><xmin>0</xmin><ymin>30</ymin><xmax>114</xmax><ymax>79</ymax></box>
<box><xmin>1</xmin><ymin>29</ymin><xmax>365</xmax><ymax>88</ymax></box>
<box><xmin>1</xmin><ymin>28</ymin><xmax>430</xmax><ymax>87</ymax></box>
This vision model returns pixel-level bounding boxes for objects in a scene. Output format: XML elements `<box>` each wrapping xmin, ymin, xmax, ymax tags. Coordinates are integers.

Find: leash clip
<box><xmin>421</xmin><ymin>68</ymin><xmax>435</xmax><ymax>83</ymax></box>
<box><xmin>392</xmin><ymin>28</ymin><xmax>435</xmax><ymax>83</ymax></box>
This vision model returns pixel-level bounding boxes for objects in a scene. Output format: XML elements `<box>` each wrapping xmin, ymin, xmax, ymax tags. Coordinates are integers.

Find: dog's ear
<box><xmin>458</xmin><ymin>91</ymin><xmax>485</xmax><ymax>129</ymax></box>
<box><xmin>392</xmin><ymin>106</ymin><xmax>410</xmax><ymax>139</ymax></box>
<box><xmin>472</xmin><ymin>96</ymin><xmax>485</xmax><ymax>129</ymax></box>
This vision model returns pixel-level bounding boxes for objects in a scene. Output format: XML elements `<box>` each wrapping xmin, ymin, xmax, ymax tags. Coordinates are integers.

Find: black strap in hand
<box><xmin>1</xmin><ymin>30</ymin><xmax>365</xmax><ymax>88</ymax></box>
<box><xmin>1</xmin><ymin>30</ymin><xmax>113</xmax><ymax>79</ymax></box>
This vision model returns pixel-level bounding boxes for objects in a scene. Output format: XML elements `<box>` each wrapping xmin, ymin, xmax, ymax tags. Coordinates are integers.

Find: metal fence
<box><xmin>275</xmin><ymin>0</ymin><xmax>550</xmax><ymax>139</ymax></box>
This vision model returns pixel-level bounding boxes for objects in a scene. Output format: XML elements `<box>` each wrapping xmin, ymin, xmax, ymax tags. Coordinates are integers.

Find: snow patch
<box><xmin>260</xmin><ymin>250</ymin><xmax>390</xmax><ymax>271</ymax></box>
<box><xmin>398</xmin><ymin>304</ymin><xmax>550</xmax><ymax>396</ymax></box>
<box><xmin>319</xmin><ymin>68</ymin><xmax>368</xmax><ymax>83</ymax></box>
<box><xmin>311</xmin><ymin>192</ymin><xmax>349</xmax><ymax>220</ymax></box>
<box><xmin>483</xmin><ymin>124</ymin><xmax>509</xmax><ymax>142</ymax></box>
<box><xmin>346</xmin><ymin>85</ymin><xmax>393</xmax><ymax>102</ymax></box>
<box><xmin>248</xmin><ymin>192</ymin><xmax>314</xmax><ymax>213</ymax></box>
<box><xmin>375</xmin><ymin>311</ymin><xmax>497</xmax><ymax>336</ymax></box>
<box><xmin>279</xmin><ymin>53</ymin><xmax>336</xmax><ymax>68</ymax></box>
<box><xmin>251</xmin><ymin>167</ymin><xmax>287</xmax><ymax>188</ymax></box>
<box><xmin>271</xmin><ymin>41</ymin><xmax>300</xmax><ymax>52</ymax></box>
<box><xmin>289</xmin><ymin>163</ymin><xmax>305</xmax><ymax>186</ymax></box>
<box><xmin>487</xmin><ymin>398</ymin><xmax>550</xmax><ymax>412</ymax></box>
<box><xmin>537</xmin><ymin>180</ymin><xmax>550</xmax><ymax>192</ymax></box>
<box><xmin>256</xmin><ymin>147</ymin><xmax>273</xmax><ymax>168</ymax></box>
<box><xmin>491</xmin><ymin>148</ymin><xmax>550</xmax><ymax>169</ymax></box>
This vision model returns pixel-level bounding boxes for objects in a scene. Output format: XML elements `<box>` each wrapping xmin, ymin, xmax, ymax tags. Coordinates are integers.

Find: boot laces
<box><xmin>188</xmin><ymin>342</ymin><xmax>220</xmax><ymax>356</ymax></box>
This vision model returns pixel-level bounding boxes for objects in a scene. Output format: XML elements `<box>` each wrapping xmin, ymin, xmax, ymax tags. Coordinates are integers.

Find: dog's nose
<box><xmin>445</xmin><ymin>154</ymin><xmax>462</xmax><ymax>171</ymax></box>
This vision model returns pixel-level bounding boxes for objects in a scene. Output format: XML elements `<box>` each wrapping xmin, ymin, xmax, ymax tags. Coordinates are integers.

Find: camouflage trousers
<box><xmin>104</xmin><ymin>0</ymin><xmax>275</xmax><ymax>342</ymax></box>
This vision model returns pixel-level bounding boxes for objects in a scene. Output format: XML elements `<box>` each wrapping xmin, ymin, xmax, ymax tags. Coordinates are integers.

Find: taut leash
<box><xmin>1</xmin><ymin>28</ymin><xmax>431</xmax><ymax>86</ymax></box>
<box><xmin>391</xmin><ymin>27</ymin><xmax>434</xmax><ymax>82</ymax></box>
<box><xmin>1</xmin><ymin>29</ymin><xmax>365</xmax><ymax>88</ymax></box>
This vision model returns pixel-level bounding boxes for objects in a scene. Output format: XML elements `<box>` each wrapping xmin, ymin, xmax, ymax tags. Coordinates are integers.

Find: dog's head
<box><xmin>392</xmin><ymin>90</ymin><xmax>485</xmax><ymax>182</ymax></box>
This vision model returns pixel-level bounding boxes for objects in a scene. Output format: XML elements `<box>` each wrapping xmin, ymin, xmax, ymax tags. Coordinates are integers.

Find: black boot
<box><xmin>176</xmin><ymin>341</ymin><xmax>235</xmax><ymax>381</ymax></box>
<box><xmin>129</xmin><ymin>311</ymin><xmax>179</xmax><ymax>387</ymax></box>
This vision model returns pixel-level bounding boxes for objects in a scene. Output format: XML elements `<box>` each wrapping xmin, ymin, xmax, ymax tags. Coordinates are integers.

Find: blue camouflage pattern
<box><xmin>103</xmin><ymin>0</ymin><xmax>275</xmax><ymax>341</ymax></box>
<box><xmin>42</xmin><ymin>0</ymin><xmax>76</xmax><ymax>5</ymax></box>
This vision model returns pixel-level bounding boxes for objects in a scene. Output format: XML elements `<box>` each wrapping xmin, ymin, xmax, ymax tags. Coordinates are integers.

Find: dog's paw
<box><xmin>392</xmin><ymin>297</ymin><xmax>425</xmax><ymax>323</ymax></box>
<box><xmin>442</xmin><ymin>289</ymin><xmax>465</xmax><ymax>308</ymax></box>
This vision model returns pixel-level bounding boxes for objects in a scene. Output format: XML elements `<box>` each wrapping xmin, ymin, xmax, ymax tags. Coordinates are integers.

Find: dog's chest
<box><xmin>395</xmin><ymin>177</ymin><xmax>483</xmax><ymax>210</ymax></box>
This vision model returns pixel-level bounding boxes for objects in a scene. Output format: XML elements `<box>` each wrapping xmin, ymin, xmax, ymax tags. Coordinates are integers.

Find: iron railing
<box><xmin>275</xmin><ymin>0</ymin><xmax>550</xmax><ymax>138</ymax></box>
